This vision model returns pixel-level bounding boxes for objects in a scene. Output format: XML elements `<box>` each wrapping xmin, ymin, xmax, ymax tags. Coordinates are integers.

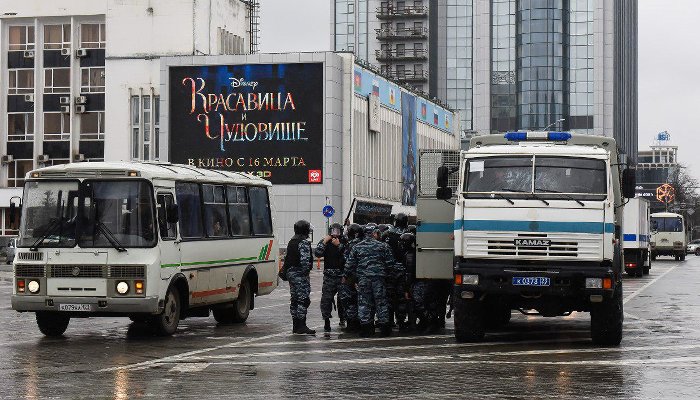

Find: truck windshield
<box><xmin>464</xmin><ymin>156</ymin><xmax>607</xmax><ymax>199</ymax></box>
<box><xmin>19</xmin><ymin>181</ymin><xmax>80</xmax><ymax>248</ymax></box>
<box><xmin>651</xmin><ymin>217</ymin><xmax>683</xmax><ymax>232</ymax></box>
<box><xmin>19</xmin><ymin>180</ymin><xmax>156</xmax><ymax>248</ymax></box>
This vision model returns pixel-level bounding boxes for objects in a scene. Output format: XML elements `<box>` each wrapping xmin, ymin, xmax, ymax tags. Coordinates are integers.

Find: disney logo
<box><xmin>229</xmin><ymin>77</ymin><xmax>259</xmax><ymax>90</ymax></box>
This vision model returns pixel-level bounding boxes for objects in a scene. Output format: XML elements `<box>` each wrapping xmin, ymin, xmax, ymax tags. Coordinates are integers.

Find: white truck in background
<box><xmin>622</xmin><ymin>198</ymin><xmax>651</xmax><ymax>277</ymax></box>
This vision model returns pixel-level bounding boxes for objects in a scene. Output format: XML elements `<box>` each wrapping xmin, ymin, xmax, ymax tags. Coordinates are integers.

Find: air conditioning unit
<box><xmin>37</xmin><ymin>154</ymin><xmax>49</xmax><ymax>163</ymax></box>
<box><xmin>75</xmin><ymin>96</ymin><xmax>87</xmax><ymax>105</ymax></box>
<box><xmin>60</xmin><ymin>48</ymin><xmax>71</xmax><ymax>56</ymax></box>
<box><xmin>75</xmin><ymin>48</ymin><xmax>88</xmax><ymax>58</ymax></box>
<box><xmin>24</xmin><ymin>94</ymin><xmax>34</xmax><ymax>103</ymax></box>
<box><xmin>60</xmin><ymin>105</ymin><xmax>71</xmax><ymax>114</ymax></box>
<box><xmin>75</xmin><ymin>104</ymin><xmax>86</xmax><ymax>113</ymax></box>
<box><xmin>59</xmin><ymin>96</ymin><xmax>71</xmax><ymax>105</ymax></box>
<box><xmin>23</xmin><ymin>50</ymin><xmax>35</xmax><ymax>58</ymax></box>
<box><xmin>1</xmin><ymin>155</ymin><xmax>14</xmax><ymax>164</ymax></box>
<box><xmin>73</xmin><ymin>153</ymin><xmax>85</xmax><ymax>162</ymax></box>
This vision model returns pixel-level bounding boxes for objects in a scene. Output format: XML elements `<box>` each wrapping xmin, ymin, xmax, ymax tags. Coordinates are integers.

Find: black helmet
<box><xmin>407</xmin><ymin>224</ymin><xmax>417</xmax><ymax>234</ymax></box>
<box><xmin>378</xmin><ymin>224</ymin><xmax>391</xmax><ymax>233</ymax></box>
<box><xmin>328</xmin><ymin>223</ymin><xmax>343</xmax><ymax>237</ymax></box>
<box><xmin>400</xmin><ymin>232</ymin><xmax>416</xmax><ymax>246</ymax></box>
<box><xmin>381</xmin><ymin>229</ymin><xmax>393</xmax><ymax>243</ymax></box>
<box><xmin>394</xmin><ymin>213</ymin><xmax>409</xmax><ymax>229</ymax></box>
<box><xmin>293</xmin><ymin>220</ymin><xmax>312</xmax><ymax>237</ymax></box>
<box><xmin>347</xmin><ymin>223</ymin><xmax>363</xmax><ymax>240</ymax></box>
<box><xmin>363</xmin><ymin>223</ymin><xmax>378</xmax><ymax>235</ymax></box>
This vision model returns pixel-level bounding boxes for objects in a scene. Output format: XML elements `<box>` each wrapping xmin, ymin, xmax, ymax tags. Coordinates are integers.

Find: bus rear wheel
<box><xmin>231</xmin><ymin>279</ymin><xmax>252</xmax><ymax>323</ymax></box>
<box><xmin>36</xmin><ymin>312</ymin><xmax>70</xmax><ymax>337</ymax></box>
<box><xmin>150</xmin><ymin>286</ymin><xmax>181</xmax><ymax>336</ymax></box>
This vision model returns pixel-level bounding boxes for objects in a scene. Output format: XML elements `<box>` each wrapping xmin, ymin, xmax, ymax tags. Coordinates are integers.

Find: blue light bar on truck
<box><xmin>504</xmin><ymin>131</ymin><xmax>572</xmax><ymax>142</ymax></box>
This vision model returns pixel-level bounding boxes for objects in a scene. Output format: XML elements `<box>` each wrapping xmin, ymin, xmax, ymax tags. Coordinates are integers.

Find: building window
<box><xmin>8</xmin><ymin>26</ymin><xmax>35</xmax><ymax>51</ymax></box>
<box><xmin>7</xmin><ymin>160</ymin><xmax>33</xmax><ymax>188</ymax></box>
<box><xmin>8</xmin><ymin>70</ymin><xmax>34</xmax><ymax>94</ymax></box>
<box><xmin>131</xmin><ymin>94</ymin><xmax>160</xmax><ymax>161</ymax></box>
<box><xmin>44</xmin><ymin>68</ymin><xmax>70</xmax><ymax>93</ymax></box>
<box><xmin>7</xmin><ymin>113</ymin><xmax>34</xmax><ymax>141</ymax></box>
<box><xmin>2</xmin><ymin>208</ymin><xmax>20</xmax><ymax>237</ymax></box>
<box><xmin>80</xmin><ymin>23</ymin><xmax>106</xmax><ymax>49</ymax></box>
<box><xmin>44</xmin><ymin>24</ymin><xmax>71</xmax><ymax>50</ymax></box>
<box><xmin>81</xmin><ymin>67</ymin><xmax>105</xmax><ymax>93</ymax></box>
<box><xmin>80</xmin><ymin>112</ymin><xmax>104</xmax><ymax>140</ymax></box>
<box><xmin>44</xmin><ymin>112</ymin><xmax>70</xmax><ymax>141</ymax></box>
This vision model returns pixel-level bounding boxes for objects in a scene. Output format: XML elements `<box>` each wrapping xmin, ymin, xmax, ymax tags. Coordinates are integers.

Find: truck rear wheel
<box><xmin>590</xmin><ymin>285</ymin><xmax>623</xmax><ymax>346</ymax></box>
<box><xmin>36</xmin><ymin>312</ymin><xmax>70</xmax><ymax>337</ymax></box>
<box><xmin>454</xmin><ymin>296</ymin><xmax>485</xmax><ymax>343</ymax></box>
<box><xmin>643</xmin><ymin>251</ymin><xmax>651</xmax><ymax>275</ymax></box>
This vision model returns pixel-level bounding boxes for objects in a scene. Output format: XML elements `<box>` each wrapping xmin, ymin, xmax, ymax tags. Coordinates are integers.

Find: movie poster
<box><xmin>401</xmin><ymin>93</ymin><xmax>418</xmax><ymax>206</ymax></box>
<box><xmin>168</xmin><ymin>63</ymin><xmax>324</xmax><ymax>184</ymax></box>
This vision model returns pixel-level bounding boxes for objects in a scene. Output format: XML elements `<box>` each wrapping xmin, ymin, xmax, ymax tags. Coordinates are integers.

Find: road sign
<box><xmin>322</xmin><ymin>205</ymin><xmax>335</xmax><ymax>218</ymax></box>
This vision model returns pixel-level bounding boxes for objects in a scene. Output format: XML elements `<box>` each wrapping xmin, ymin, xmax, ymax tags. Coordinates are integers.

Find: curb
<box><xmin>0</xmin><ymin>271</ymin><xmax>12</xmax><ymax>283</ymax></box>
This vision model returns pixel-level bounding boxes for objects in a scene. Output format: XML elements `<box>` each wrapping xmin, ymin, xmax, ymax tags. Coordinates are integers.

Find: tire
<box><xmin>36</xmin><ymin>312</ymin><xmax>70</xmax><ymax>337</ymax></box>
<box><xmin>231</xmin><ymin>279</ymin><xmax>252</xmax><ymax>323</ymax></box>
<box><xmin>695</xmin><ymin>249</ymin><xmax>700</xmax><ymax>256</ymax></box>
<box><xmin>680</xmin><ymin>254</ymin><xmax>686</xmax><ymax>261</ymax></box>
<box><xmin>644</xmin><ymin>251</ymin><xmax>651</xmax><ymax>275</ymax></box>
<box><xmin>484</xmin><ymin>304</ymin><xmax>511</xmax><ymax>328</ymax></box>
<box><xmin>454</xmin><ymin>296</ymin><xmax>485</xmax><ymax>343</ymax></box>
<box><xmin>651</xmin><ymin>253</ymin><xmax>656</xmax><ymax>261</ymax></box>
<box><xmin>150</xmin><ymin>286</ymin><xmax>181</xmax><ymax>336</ymax></box>
<box><xmin>590</xmin><ymin>285</ymin><xmax>623</xmax><ymax>346</ymax></box>
<box><xmin>212</xmin><ymin>307</ymin><xmax>234</xmax><ymax>324</ymax></box>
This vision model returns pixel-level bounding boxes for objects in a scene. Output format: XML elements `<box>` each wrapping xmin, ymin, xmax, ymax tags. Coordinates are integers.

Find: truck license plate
<box><xmin>58</xmin><ymin>304</ymin><xmax>92</xmax><ymax>312</ymax></box>
<box><xmin>512</xmin><ymin>277</ymin><xmax>550</xmax><ymax>287</ymax></box>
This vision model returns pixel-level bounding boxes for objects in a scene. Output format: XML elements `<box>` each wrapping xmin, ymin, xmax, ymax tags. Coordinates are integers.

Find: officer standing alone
<box><xmin>283</xmin><ymin>220</ymin><xmax>316</xmax><ymax>335</ymax></box>
<box><xmin>314</xmin><ymin>223</ymin><xmax>345</xmax><ymax>332</ymax></box>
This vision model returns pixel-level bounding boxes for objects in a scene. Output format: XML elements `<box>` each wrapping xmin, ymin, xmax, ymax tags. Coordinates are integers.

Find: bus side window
<box><xmin>248</xmin><ymin>186</ymin><xmax>272</xmax><ymax>236</ymax></box>
<box><xmin>203</xmin><ymin>184</ymin><xmax>227</xmax><ymax>238</ymax></box>
<box><xmin>175</xmin><ymin>182</ymin><xmax>203</xmax><ymax>239</ymax></box>
<box><xmin>227</xmin><ymin>185</ymin><xmax>251</xmax><ymax>236</ymax></box>
<box><xmin>157</xmin><ymin>193</ymin><xmax>177</xmax><ymax>240</ymax></box>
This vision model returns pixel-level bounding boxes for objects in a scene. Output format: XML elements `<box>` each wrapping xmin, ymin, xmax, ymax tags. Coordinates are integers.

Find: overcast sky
<box><xmin>260</xmin><ymin>0</ymin><xmax>700</xmax><ymax>181</ymax></box>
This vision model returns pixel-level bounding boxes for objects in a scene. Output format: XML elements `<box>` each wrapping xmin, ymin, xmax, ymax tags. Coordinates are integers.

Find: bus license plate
<box><xmin>58</xmin><ymin>304</ymin><xmax>92</xmax><ymax>312</ymax></box>
<box><xmin>512</xmin><ymin>277</ymin><xmax>550</xmax><ymax>287</ymax></box>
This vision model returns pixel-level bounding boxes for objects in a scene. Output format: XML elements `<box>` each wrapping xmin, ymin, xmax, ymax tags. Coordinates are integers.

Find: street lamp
<box><xmin>542</xmin><ymin>118</ymin><xmax>565</xmax><ymax>131</ymax></box>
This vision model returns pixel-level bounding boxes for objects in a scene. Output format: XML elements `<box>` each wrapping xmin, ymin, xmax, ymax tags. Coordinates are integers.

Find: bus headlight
<box><xmin>27</xmin><ymin>280</ymin><xmax>40</xmax><ymax>294</ymax></box>
<box><xmin>116</xmin><ymin>281</ymin><xmax>129</xmax><ymax>295</ymax></box>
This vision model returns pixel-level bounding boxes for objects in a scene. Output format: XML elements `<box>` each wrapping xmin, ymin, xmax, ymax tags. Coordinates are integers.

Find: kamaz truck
<box><xmin>418</xmin><ymin>132</ymin><xmax>636</xmax><ymax>346</ymax></box>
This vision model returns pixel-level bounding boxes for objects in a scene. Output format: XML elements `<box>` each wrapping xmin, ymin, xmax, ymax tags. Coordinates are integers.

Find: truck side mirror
<box><xmin>622</xmin><ymin>168</ymin><xmax>636</xmax><ymax>199</ymax></box>
<box><xmin>166</xmin><ymin>204</ymin><xmax>180</xmax><ymax>224</ymax></box>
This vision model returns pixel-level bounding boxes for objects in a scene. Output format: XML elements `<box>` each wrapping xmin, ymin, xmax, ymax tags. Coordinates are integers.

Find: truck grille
<box><xmin>50</xmin><ymin>265</ymin><xmax>105</xmax><ymax>278</ymax></box>
<box><xmin>465</xmin><ymin>232</ymin><xmax>601</xmax><ymax>260</ymax></box>
<box><xmin>18</xmin><ymin>252</ymin><xmax>43</xmax><ymax>261</ymax></box>
<box><xmin>15</xmin><ymin>265</ymin><xmax>46</xmax><ymax>277</ymax></box>
<box><xmin>108</xmin><ymin>266</ymin><xmax>145</xmax><ymax>278</ymax></box>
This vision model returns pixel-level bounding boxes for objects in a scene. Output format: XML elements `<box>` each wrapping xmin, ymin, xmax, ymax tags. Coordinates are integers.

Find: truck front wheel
<box><xmin>454</xmin><ymin>296</ymin><xmax>485</xmax><ymax>343</ymax></box>
<box><xmin>590</xmin><ymin>286</ymin><xmax>623</xmax><ymax>346</ymax></box>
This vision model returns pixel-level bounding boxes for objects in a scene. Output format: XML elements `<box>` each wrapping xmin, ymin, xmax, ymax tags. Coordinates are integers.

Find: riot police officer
<box><xmin>340</xmin><ymin>223</ymin><xmax>363</xmax><ymax>332</ymax></box>
<box><xmin>282</xmin><ymin>220</ymin><xmax>316</xmax><ymax>335</ymax></box>
<box><xmin>314</xmin><ymin>223</ymin><xmax>345</xmax><ymax>332</ymax></box>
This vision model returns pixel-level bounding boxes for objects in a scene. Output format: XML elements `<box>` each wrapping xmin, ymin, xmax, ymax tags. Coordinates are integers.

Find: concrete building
<box><xmin>0</xmin><ymin>0</ymin><xmax>257</xmax><ymax>242</ymax></box>
<box><xmin>332</xmin><ymin>0</ymin><xmax>638</xmax><ymax>162</ymax></box>
<box><xmin>160</xmin><ymin>52</ymin><xmax>459</xmax><ymax>244</ymax></box>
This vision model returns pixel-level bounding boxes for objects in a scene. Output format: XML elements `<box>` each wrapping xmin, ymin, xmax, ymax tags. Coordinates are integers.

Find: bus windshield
<box><xmin>651</xmin><ymin>216</ymin><xmax>684</xmax><ymax>233</ymax></box>
<box><xmin>19</xmin><ymin>180</ymin><xmax>156</xmax><ymax>248</ymax></box>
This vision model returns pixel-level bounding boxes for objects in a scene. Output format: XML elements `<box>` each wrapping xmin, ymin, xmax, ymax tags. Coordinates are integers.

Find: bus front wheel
<box><xmin>36</xmin><ymin>312</ymin><xmax>70</xmax><ymax>337</ymax></box>
<box><xmin>151</xmin><ymin>286</ymin><xmax>181</xmax><ymax>336</ymax></box>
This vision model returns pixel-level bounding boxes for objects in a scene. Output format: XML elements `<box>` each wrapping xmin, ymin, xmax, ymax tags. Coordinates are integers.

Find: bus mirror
<box><xmin>166</xmin><ymin>204</ymin><xmax>179</xmax><ymax>224</ymax></box>
<box><xmin>622</xmin><ymin>168</ymin><xmax>636</xmax><ymax>199</ymax></box>
<box><xmin>437</xmin><ymin>166</ymin><xmax>449</xmax><ymax>188</ymax></box>
<box><xmin>436</xmin><ymin>187</ymin><xmax>453</xmax><ymax>200</ymax></box>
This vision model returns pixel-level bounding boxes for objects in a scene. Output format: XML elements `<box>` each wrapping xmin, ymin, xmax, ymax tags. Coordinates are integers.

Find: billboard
<box><xmin>401</xmin><ymin>92</ymin><xmax>418</xmax><ymax>206</ymax></box>
<box><xmin>168</xmin><ymin>63</ymin><xmax>324</xmax><ymax>184</ymax></box>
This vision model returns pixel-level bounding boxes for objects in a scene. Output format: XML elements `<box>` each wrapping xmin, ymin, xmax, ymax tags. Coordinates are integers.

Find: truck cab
<box><xmin>438</xmin><ymin>132</ymin><xmax>635</xmax><ymax>345</ymax></box>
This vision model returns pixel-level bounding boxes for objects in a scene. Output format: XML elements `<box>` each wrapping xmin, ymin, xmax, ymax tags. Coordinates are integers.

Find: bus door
<box><xmin>156</xmin><ymin>191</ymin><xmax>181</xmax><ymax>280</ymax></box>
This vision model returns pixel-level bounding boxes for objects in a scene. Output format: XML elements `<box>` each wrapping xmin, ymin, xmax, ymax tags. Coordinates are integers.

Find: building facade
<box><xmin>160</xmin><ymin>52</ymin><xmax>459</xmax><ymax>244</ymax></box>
<box><xmin>0</xmin><ymin>0</ymin><xmax>256</xmax><ymax>243</ymax></box>
<box><xmin>333</xmin><ymin>0</ymin><xmax>638</xmax><ymax>161</ymax></box>
<box><xmin>636</xmin><ymin>145</ymin><xmax>679</xmax><ymax>212</ymax></box>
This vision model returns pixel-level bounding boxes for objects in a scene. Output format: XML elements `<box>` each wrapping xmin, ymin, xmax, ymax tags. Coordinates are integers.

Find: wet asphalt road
<box><xmin>1</xmin><ymin>257</ymin><xmax>700</xmax><ymax>399</ymax></box>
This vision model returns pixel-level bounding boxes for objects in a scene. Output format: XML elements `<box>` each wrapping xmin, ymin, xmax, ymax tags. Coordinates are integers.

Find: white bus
<box><xmin>11</xmin><ymin>162</ymin><xmax>278</xmax><ymax>336</ymax></box>
<box><xmin>650</xmin><ymin>212</ymin><xmax>687</xmax><ymax>261</ymax></box>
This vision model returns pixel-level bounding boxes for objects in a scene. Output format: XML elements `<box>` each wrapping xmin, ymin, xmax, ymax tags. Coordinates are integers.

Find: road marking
<box><xmin>624</xmin><ymin>262</ymin><xmax>680</xmax><ymax>304</ymax></box>
<box><xmin>170</xmin><ymin>363</ymin><xmax>211</xmax><ymax>373</ymax></box>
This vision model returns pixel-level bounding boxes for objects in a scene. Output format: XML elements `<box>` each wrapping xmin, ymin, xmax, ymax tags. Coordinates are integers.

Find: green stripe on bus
<box><xmin>258</xmin><ymin>244</ymin><xmax>268</xmax><ymax>261</ymax></box>
<box><xmin>161</xmin><ymin>256</ymin><xmax>258</xmax><ymax>268</ymax></box>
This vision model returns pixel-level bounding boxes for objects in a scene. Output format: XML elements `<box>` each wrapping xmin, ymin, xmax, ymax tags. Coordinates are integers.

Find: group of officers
<box><xmin>280</xmin><ymin>214</ymin><xmax>451</xmax><ymax>337</ymax></box>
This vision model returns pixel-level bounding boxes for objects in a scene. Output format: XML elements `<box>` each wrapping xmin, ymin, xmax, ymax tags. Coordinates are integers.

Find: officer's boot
<box><xmin>346</xmin><ymin>319</ymin><xmax>360</xmax><ymax>333</ymax></box>
<box><xmin>324</xmin><ymin>318</ymin><xmax>331</xmax><ymax>332</ymax></box>
<box><xmin>297</xmin><ymin>318</ymin><xmax>316</xmax><ymax>335</ymax></box>
<box><xmin>292</xmin><ymin>318</ymin><xmax>299</xmax><ymax>334</ymax></box>
<box><xmin>359</xmin><ymin>324</ymin><xmax>372</xmax><ymax>338</ymax></box>
<box><xmin>380</xmin><ymin>323</ymin><xmax>392</xmax><ymax>337</ymax></box>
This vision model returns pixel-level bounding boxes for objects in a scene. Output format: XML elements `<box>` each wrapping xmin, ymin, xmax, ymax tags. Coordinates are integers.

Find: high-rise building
<box><xmin>332</xmin><ymin>0</ymin><xmax>638</xmax><ymax>161</ymax></box>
